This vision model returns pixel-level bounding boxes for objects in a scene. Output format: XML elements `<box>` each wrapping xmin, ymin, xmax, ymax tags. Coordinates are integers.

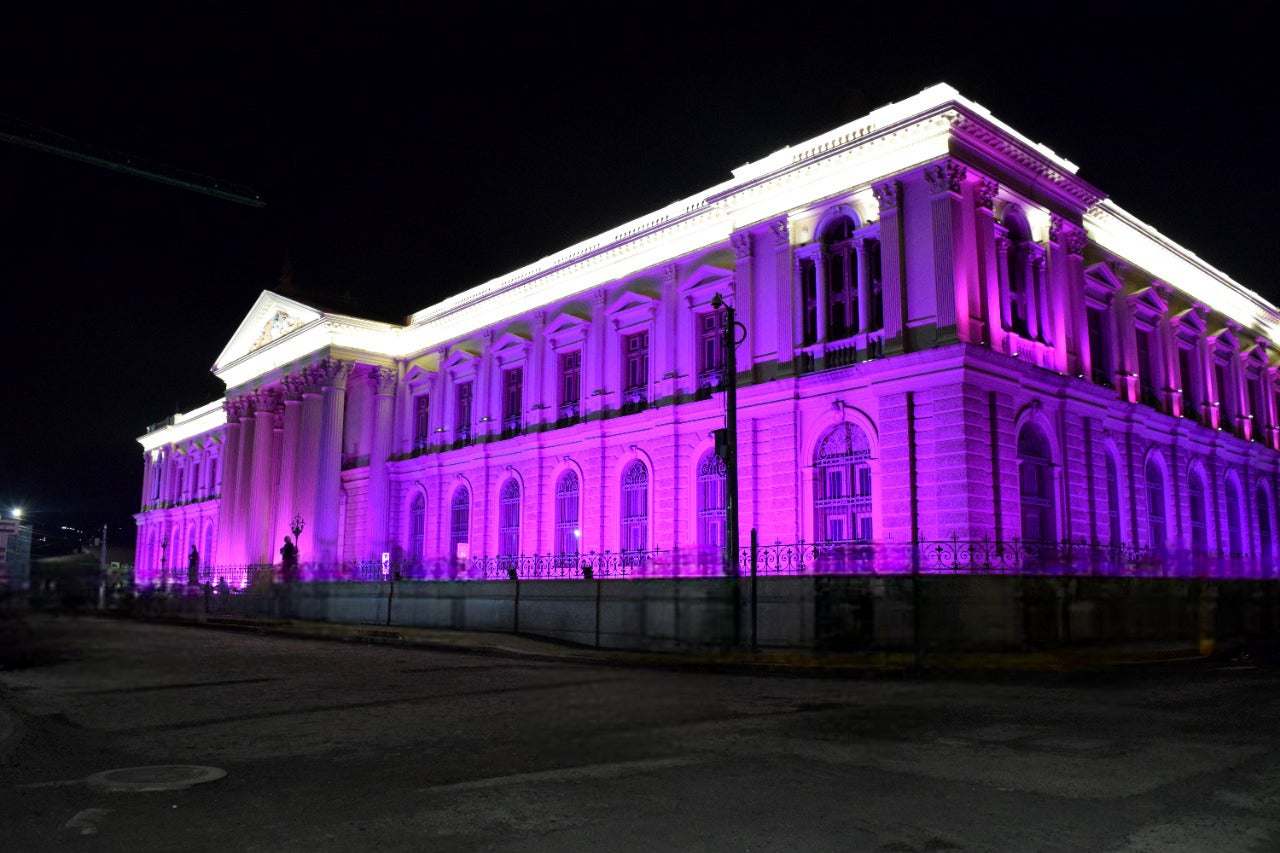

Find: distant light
<box><xmin>11</xmin><ymin>507</ymin><xmax>22</xmax><ymax>519</ymax></box>
<box><xmin>574</xmin><ymin>529</ymin><xmax>581</xmax><ymax>538</ymax></box>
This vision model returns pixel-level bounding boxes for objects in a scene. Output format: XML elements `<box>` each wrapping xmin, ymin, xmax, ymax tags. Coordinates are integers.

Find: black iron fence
<box><xmin>144</xmin><ymin>536</ymin><xmax>1278</xmax><ymax>591</ymax></box>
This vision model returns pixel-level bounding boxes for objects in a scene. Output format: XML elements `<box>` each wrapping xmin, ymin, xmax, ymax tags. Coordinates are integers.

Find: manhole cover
<box><xmin>85</xmin><ymin>765</ymin><xmax>226</xmax><ymax>792</ymax></box>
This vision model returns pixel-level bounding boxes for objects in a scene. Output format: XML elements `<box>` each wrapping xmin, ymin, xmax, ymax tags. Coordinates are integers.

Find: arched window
<box><xmin>498</xmin><ymin>479</ymin><xmax>520</xmax><ymax>559</ymax></box>
<box><xmin>1145</xmin><ymin>458</ymin><xmax>1167</xmax><ymax>548</ymax></box>
<box><xmin>821</xmin><ymin>216</ymin><xmax>858</xmax><ymax>340</ymax></box>
<box><xmin>1105</xmin><ymin>452</ymin><xmax>1122</xmax><ymax>547</ymax></box>
<box><xmin>1257</xmin><ymin>485</ymin><xmax>1274</xmax><ymax>563</ymax></box>
<box><xmin>449</xmin><ymin>486</ymin><xmax>470</xmax><ymax>560</ymax></box>
<box><xmin>408</xmin><ymin>494</ymin><xmax>426</xmax><ymax>563</ymax></box>
<box><xmin>697</xmin><ymin>452</ymin><xmax>727</xmax><ymax>548</ymax></box>
<box><xmin>1188</xmin><ymin>468</ymin><xmax>1208</xmax><ymax>553</ymax></box>
<box><xmin>814</xmin><ymin>423</ymin><xmax>873</xmax><ymax>543</ymax></box>
<box><xmin>203</xmin><ymin>522</ymin><xmax>215</xmax><ymax>567</ymax></box>
<box><xmin>1225</xmin><ymin>476</ymin><xmax>1244</xmax><ymax>557</ymax></box>
<box><xmin>555</xmin><ymin>471</ymin><xmax>580</xmax><ymax>565</ymax></box>
<box><xmin>1017</xmin><ymin>424</ymin><xmax>1055</xmax><ymax>542</ymax></box>
<box><xmin>621</xmin><ymin>460</ymin><xmax>649</xmax><ymax>552</ymax></box>
<box><xmin>999</xmin><ymin>209</ymin><xmax>1045</xmax><ymax>342</ymax></box>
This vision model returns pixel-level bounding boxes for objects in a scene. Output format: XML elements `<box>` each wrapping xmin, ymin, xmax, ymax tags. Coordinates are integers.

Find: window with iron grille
<box><xmin>498</xmin><ymin>479</ymin><xmax>520</xmax><ymax>561</ymax></box>
<box><xmin>1226</xmin><ymin>477</ymin><xmax>1244</xmax><ymax>557</ymax></box>
<box><xmin>559</xmin><ymin>350</ymin><xmax>581</xmax><ymax>420</ymax></box>
<box><xmin>409</xmin><ymin>493</ymin><xmax>425</xmax><ymax>562</ymax></box>
<box><xmin>814</xmin><ymin>423</ymin><xmax>873</xmax><ymax>543</ymax></box>
<box><xmin>1105</xmin><ymin>452</ymin><xmax>1122</xmax><ymax>547</ymax></box>
<box><xmin>455</xmin><ymin>381</ymin><xmax>473</xmax><ymax>442</ymax></box>
<box><xmin>501</xmin><ymin>367</ymin><xmax>523</xmax><ymax>434</ymax></box>
<box><xmin>555</xmin><ymin>470</ymin><xmax>580</xmax><ymax>566</ymax></box>
<box><xmin>1258</xmin><ymin>486</ymin><xmax>1275</xmax><ymax>560</ymax></box>
<box><xmin>620</xmin><ymin>460</ymin><xmax>649</xmax><ymax>552</ymax></box>
<box><xmin>622</xmin><ymin>331</ymin><xmax>649</xmax><ymax>406</ymax></box>
<box><xmin>697</xmin><ymin>452</ymin><xmax>727</xmax><ymax>548</ymax></box>
<box><xmin>1017</xmin><ymin>424</ymin><xmax>1056</xmax><ymax>542</ymax></box>
<box><xmin>1188</xmin><ymin>471</ymin><xmax>1208</xmax><ymax>552</ymax></box>
<box><xmin>414</xmin><ymin>394</ymin><xmax>431</xmax><ymax>449</ymax></box>
<box><xmin>698</xmin><ymin>310</ymin><xmax>725</xmax><ymax>390</ymax></box>
<box><xmin>449</xmin><ymin>486</ymin><xmax>469</xmax><ymax>559</ymax></box>
<box><xmin>1145</xmin><ymin>459</ymin><xmax>1166</xmax><ymax>548</ymax></box>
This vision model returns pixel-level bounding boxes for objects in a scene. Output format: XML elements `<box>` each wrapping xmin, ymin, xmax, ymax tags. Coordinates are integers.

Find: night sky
<box><xmin>1</xmin><ymin>2</ymin><xmax>1274</xmax><ymax>555</ymax></box>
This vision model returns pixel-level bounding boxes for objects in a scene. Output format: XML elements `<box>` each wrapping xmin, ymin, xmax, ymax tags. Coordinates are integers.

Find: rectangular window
<box><xmin>502</xmin><ymin>367</ymin><xmax>523</xmax><ymax>433</ymax></box>
<box><xmin>1215</xmin><ymin>361</ymin><xmax>1233</xmax><ymax>430</ymax></box>
<box><xmin>455</xmin><ymin>381</ymin><xmax>473</xmax><ymax>442</ymax></box>
<box><xmin>698</xmin><ymin>309</ymin><xmax>725</xmax><ymax>388</ymax></box>
<box><xmin>1136</xmin><ymin>328</ymin><xmax>1159</xmax><ymax>409</ymax></box>
<box><xmin>623</xmin><ymin>330</ymin><xmax>649</xmax><ymax>405</ymax></box>
<box><xmin>1086</xmin><ymin>305</ymin><xmax>1112</xmax><ymax>387</ymax></box>
<box><xmin>1249</xmin><ymin>373</ymin><xmax>1266</xmax><ymax>441</ymax></box>
<box><xmin>414</xmin><ymin>394</ymin><xmax>431</xmax><ymax>449</ymax></box>
<box><xmin>1178</xmin><ymin>346</ymin><xmax>1198</xmax><ymax>422</ymax></box>
<box><xmin>800</xmin><ymin>259</ymin><xmax>818</xmax><ymax>345</ymax></box>
<box><xmin>559</xmin><ymin>350</ymin><xmax>581</xmax><ymax>420</ymax></box>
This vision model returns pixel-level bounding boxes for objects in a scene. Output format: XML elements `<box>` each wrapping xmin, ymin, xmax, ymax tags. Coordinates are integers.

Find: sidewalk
<box><xmin>133</xmin><ymin>611</ymin><xmax>1209</xmax><ymax>675</ymax></box>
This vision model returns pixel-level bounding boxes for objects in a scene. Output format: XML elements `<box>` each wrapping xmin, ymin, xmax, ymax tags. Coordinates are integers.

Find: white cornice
<box><xmin>209</xmin><ymin>83</ymin><xmax>1280</xmax><ymax>389</ymax></box>
<box><xmin>137</xmin><ymin>399</ymin><xmax>226</xmax><ymax>453</ymax></box>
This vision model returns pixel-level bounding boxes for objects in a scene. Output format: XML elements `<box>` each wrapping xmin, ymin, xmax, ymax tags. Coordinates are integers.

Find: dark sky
<box><xmin>1</xmin><ymin>1</ymin><xmax>1275</xmax><ymax>553</ymax></box>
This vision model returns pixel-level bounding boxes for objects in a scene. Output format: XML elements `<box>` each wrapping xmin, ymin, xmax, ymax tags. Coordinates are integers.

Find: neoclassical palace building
<box><xmin>135</xmin><ymin>84</ymin><xmax>1280</xmax><ymax>584</ymax></box>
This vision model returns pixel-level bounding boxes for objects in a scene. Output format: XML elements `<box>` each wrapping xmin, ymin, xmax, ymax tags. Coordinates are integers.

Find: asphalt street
<box><xmin>1</xmin><ymin>615</ymin><xmax>1277</xmax><ymax>852</ymax></box>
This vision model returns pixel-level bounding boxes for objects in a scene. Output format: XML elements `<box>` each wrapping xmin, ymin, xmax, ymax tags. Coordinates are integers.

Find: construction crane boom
<box><xmin>1</xmin><ymin>113</ymin><xmax>265</xmax><ymax>208</ymax></box>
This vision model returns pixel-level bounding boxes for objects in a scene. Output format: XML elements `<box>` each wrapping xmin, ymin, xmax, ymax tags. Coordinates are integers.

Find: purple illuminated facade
<box><xmin>134</xmin><ymin>85</ymin><xmax>1280</xmax><ymax>585</ymax></box>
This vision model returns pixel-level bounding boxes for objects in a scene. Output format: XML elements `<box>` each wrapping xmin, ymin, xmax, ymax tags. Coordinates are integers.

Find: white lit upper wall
<box><xmin>208</xmin><ymin>83</ymin><xmax>1280</xmax><ymax>392</ymax></box>
<box><xmin>137</xmin><ymin>398</ymin><xmax>227</xmax><ymax>454</ymax></box>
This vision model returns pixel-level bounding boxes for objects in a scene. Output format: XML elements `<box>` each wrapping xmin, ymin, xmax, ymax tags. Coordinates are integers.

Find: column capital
<box><xmin>251</xmin><ymin>387</ymin><xmax>282</xmax><ymax>414</ymax></box>
<box><xmin>310</xmin><ymin>357</ymin><xmax>352</xmax><ymax>390</ymax></box>
<box><xmin>769</xmin><ymin>216</ymin><xmax>790</xmax><ymax>246</ymax></box>
<box><xmin>1065</xmin><ymin>229</ymin><xmax>1088</xmax><ymax>258</ymax></box>
<box><xmin>923</xmin><ymin>160</ymin><xmax>966</xmax><ymax>197</ymax></box>
<box><xmin>976</xmin><ymin>178</ymin><xmax>999</xmax><ymax>210</ymax></box>
<box><xmin>872</xmin><ymin>180</ymin><xmax>900</xmax><ymax>213</ymax></box>
<box><xmin>367</xmin><ymin>365</ymin><xmax>398</xmax><ymax>396</ymax></box>
<box><xmin>731</xmin><ymin>231</ymin><xmax>752</xmax><ymax>260</ymax></box>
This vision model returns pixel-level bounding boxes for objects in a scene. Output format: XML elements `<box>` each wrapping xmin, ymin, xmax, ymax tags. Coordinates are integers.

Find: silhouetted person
<box><xmin>280</xmin><ymin>535</ymin><xmax>299</xmax><ymax>582</ymax></box>
<box><xmin>187</xmin><ymin>546</ymin><xmax>200</xmax><ymax>586</ymax></box>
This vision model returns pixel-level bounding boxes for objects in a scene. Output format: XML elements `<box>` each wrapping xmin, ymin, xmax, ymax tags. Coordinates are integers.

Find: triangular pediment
<box><xmin>214</xmin><ymin>291</ymin><xmax>325</xmax><ymax>372</ymax></box>
<box><xmin>1129</xmin><ymin>285</ymin><xmax>1169</xmax><ymax>317</ymax></box>
<box><xmin>1172</xmin><ymin>306</ymin><xmax>1207</xmax><ymax>339</ymax></box>
<box><xmin>1209</xmin><ymin>326</ymin><xmax>1241</xmax><ymax>353</ymax></box>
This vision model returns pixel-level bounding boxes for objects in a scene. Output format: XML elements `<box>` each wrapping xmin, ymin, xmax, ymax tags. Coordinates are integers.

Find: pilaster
<box><xmin>873</xmin><ymin>181</ymin><xmax>907</xmax><ymax>354</ymax></box>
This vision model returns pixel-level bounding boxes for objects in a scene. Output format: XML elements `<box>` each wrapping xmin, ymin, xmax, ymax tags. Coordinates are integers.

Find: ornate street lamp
<box><xmin>160</xmin><ymin>533</ymin><xmax>170</xmax><ymax>589</ymax></box>
<box><xmin>291</xmin><ymin>514</ymin><xmax>306</xmax><ymax>560</ymax></box>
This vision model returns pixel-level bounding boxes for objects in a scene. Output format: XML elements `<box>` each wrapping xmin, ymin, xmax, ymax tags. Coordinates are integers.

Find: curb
<box><xmin>124</xmin><ymin>613</ymin><xmax>1207</xmax><ymax>676</ymax></box>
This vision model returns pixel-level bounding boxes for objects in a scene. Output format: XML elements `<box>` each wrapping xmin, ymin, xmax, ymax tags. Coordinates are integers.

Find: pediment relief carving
<box><xmin>251</xmin><ymin>310</ymin><xmax>305</xmax><ymax>352</ymax></box>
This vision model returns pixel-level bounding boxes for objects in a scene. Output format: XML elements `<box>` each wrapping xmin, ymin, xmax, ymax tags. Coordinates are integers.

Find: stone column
<box><xmin>530</xmin><ymin>311</ymin><xmax>547</xmax><ymax>425</ymax></box>
<box><xmin>853</xmin><ymin>236</ymin><xmax>870</xmax><ymax>335</ymax></box>
<box><xmin>813</xmin><ymin>249</ymin><xmax>828</xmax><ymax>347</ymax></box>
<box><xmin>873</xmin><ymin>181</ymin><xmax>907</xmax><ymax>354</ymax></box>
<box><xmin>974</xmin><ymin>180</ymin><xmax>1002</xmax><ymax>351</ymax></box>
<box><xmin>731</xmin><ymin>231</ymin><xmax>755</xmax><ymax>374</ymax></box>
<box><xmin>274</xmin><ymin>377</ymin><xmax>303</xmax><ymax>556</ymax></box>
<box><xmin>654</xmin><ymin>265</ymin><xmax>677</xmax><ymax>398</ymax></box>
<box><xmin>293</xmin><ymin>369</ymin><xmax>324</xmax><ymax>564</ymax></box>
<box><xmin>313</xmin><ymin>358</ymin><xmax>351</xmax><ymax>567</ymax></box>
<box><xmin>247</xmin><ymin>388</ymin><xmax>281</xmax><ymax>565</ymax></box>
<box><xmin>771</xmin><ymin>218</ymin><xmax>795</xmax><ymax>368</ymax></box>
<box><xmin>1023</xmin><ymin>250</ymin><xmax>1041</xmax><ymax>342</ymax></box>
<box><xmin>214</xmin><ymin>398</ymin><xmax>244</xmax><ymax>566</ymax></box>
<box><xmin>924</xmin><ymin>160</ymin><xmax>965</xmax><ymax>345</ymax></box>
<box><xmin>365</xmin><ymin>366</ymin><xmax>397</xmax><ymax>560</ymax></box>
<box><xmin>585</xmin><ymin>289</ymin><xmax>606</xmax><ymax>414</ymax></box>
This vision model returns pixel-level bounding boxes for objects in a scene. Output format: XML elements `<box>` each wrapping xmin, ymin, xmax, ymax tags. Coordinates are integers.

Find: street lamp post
<box><xmin>710</xmin><ymin>292</ymin><xmax>747</xmax><ymax>578</ymax></box>
<box><xmin>160</xmin><ymin>533</ymin><xmax>170</xmax><ymax>590</ymax></box>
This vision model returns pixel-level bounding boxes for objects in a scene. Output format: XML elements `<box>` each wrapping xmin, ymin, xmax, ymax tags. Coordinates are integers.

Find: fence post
<box><xmin>594</xmin><ymin>578</ymin><xmax>602</xmax><ymax>648</ymax></box>
<box><xmin>750</xmin><ymin>528</ymin><xmax>758</xmax><ymax>654</ymax></box>
<box><xmin>513</xmin><ymin>576</ymin><xmax>520</xmax><ymax>635</ymax></box>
